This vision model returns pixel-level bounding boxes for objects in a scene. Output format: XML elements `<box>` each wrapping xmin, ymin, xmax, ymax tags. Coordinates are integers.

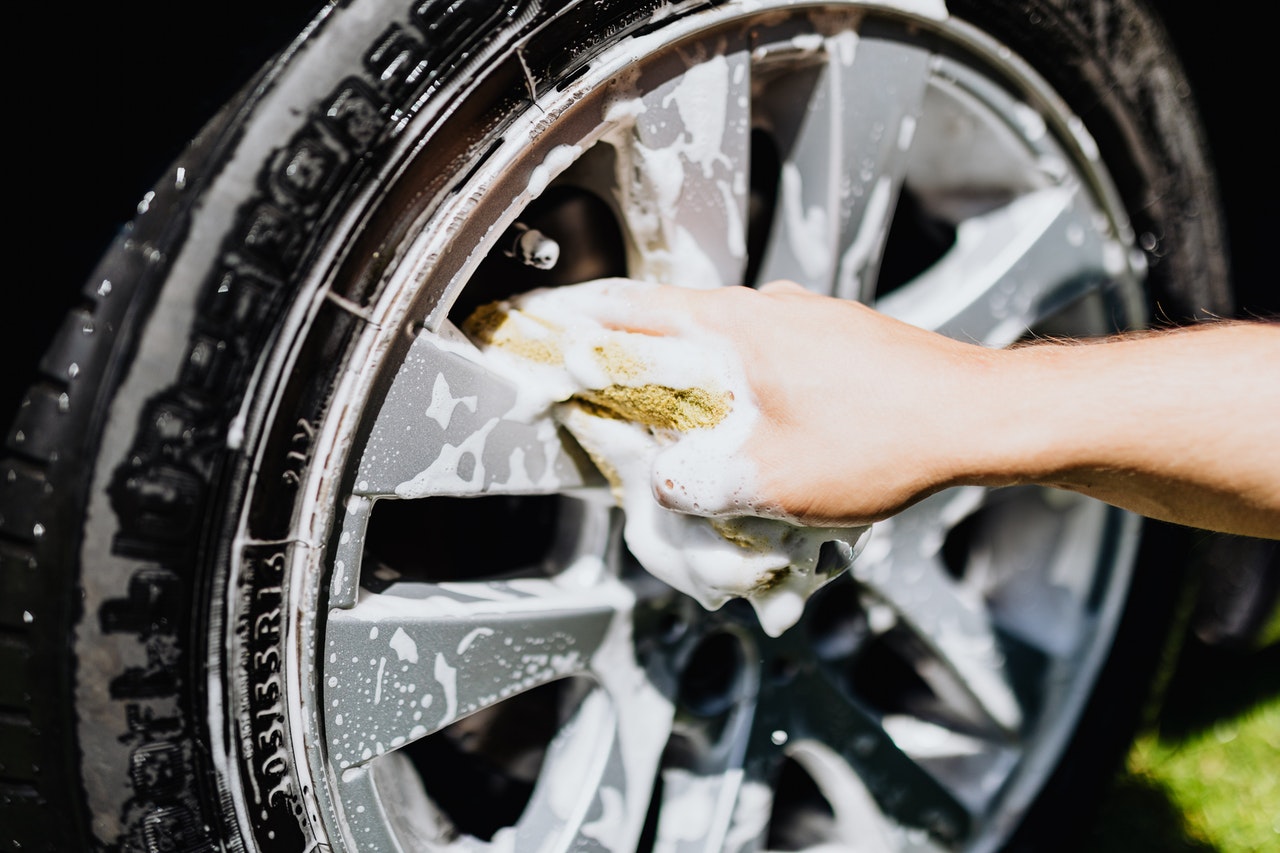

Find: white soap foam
<box><xmin>462</xmin><ymin>278</ymin><xmax>868</xmax><ymax>636</ymax></box>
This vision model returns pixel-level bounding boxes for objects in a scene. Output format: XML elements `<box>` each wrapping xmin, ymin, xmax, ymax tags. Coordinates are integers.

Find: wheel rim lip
<box><xmin>216</xmin><ymin>3</ymin><xmax>1149</xmax><ymax>850</ymax></box>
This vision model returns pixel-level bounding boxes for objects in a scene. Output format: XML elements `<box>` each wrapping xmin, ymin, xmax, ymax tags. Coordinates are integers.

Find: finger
<box><xmin>650</xmin><ymin>437</ymin><xmax>758</xmax><ymax>519</ymax></box>
<box><xmin>514</xmin><ymin>277</ymin><xmax>689</xmax><ymax>337</ymax></box>
<box><xmin>757</xmin><ymin>279</ymin><xmax>809</xmax><ymax>296</ymax></box>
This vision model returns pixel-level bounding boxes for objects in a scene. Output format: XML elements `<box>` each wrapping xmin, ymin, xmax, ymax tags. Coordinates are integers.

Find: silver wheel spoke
<box><xmin>516</xmin><ymin>677</ymin><xmax>674</xmax><ymax>851</ymax></box>
<box><xmin>795</xmin><ymin>669</ymin><xmax>971</xmax><ymax>842</ymax></box>
<box><xmin>611</xmin><ymin>49</ymin><xmax>752</xmax><ymax>288</ymax></box>
<box><xmin>757</xmin><ymin>33</ymin><xmax>931</xmax><ymax>299</ymax></box>
<box><xmin>788</xmin><ymin>738</ymin><xmax>938</xmax><ymax>852</ymax></box>
<box><xmin>969</xmin><ymin>489</ymin><xmax>1118</xmax><ymax>659</ymax></box>
<box><xmin>511</xmin><ymin>602</ymin><xmax>675</xmax><ymax>852</ymax></box>
<box><xmin>879</xmin><ymin>714</ymin><xmax>1019</xmax><ymax>816</ymax></box>
<box><xmin>324</xmin><ymin>578</ymin><xmax>626</xmax><ymax>769</ymax></box>
<box><xmin>654</xmin><ymin>678</ymin><xmax>766</xmax><ymax>853</ymax></box>
<box><xmin>655</xmin><ymin>769</ymin><xmax>773</xmax><ymax>853</ymax></box>
<box><xmin>877</xmin><ymin>184</ymin><xmax>1121</xmax><ymax>345</ymax></box>
<box><xmin>355</xmin><ymin>329</ymin><xmax>602</xmax><ymax>499</ymax></box>
<box><xmin>853</xmin><ymin>489</ymin><xmax>1023</xmax><ymax>733</ymax></box>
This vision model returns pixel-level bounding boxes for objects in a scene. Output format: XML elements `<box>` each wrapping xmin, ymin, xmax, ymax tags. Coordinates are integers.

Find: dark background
<box><xmin>6</xmin><ymin>1</ymin><xmax>323</xmax><ymax>420</ymax></box>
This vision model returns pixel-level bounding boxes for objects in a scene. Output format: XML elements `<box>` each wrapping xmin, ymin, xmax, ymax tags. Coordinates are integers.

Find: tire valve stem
<box><xmin>504</xmin><ymin>222</ymin><xmax>560</xmax><ymax>270</ymax></box>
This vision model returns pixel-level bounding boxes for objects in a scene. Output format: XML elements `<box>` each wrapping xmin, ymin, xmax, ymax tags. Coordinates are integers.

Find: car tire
<box><xmin>1</xmin><ymin>1</ymin><xmax>1231</xmax><ymax>851</ymax></box>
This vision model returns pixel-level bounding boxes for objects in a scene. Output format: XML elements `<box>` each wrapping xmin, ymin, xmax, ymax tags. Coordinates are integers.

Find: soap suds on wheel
<box><xmin>458</xmin><ymin>278</ymin><xmax>869</xmax><ymax>636</ymax></box>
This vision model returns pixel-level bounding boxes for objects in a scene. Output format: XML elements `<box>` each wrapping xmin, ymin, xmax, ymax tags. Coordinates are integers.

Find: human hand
<box><xmin>464</xmin><ymin>277</ymin><xmax>888</xmax><ymax>635</ymax></box>
<box><xmin>483</xmin><ymin>278</ymin><xmax>1280</xmax><ymax>538</ymax></box>
<box><xmin>562</xmin><ymin>278</ymin><xmax>993</xmax><ymax>526</ymax></box>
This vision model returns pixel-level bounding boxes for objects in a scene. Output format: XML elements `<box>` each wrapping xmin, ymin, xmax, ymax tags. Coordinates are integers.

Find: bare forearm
<box><xmin>529</xmin><ymin>281</ymin><xmax>1280</xmax><ymax>539</ymax></box>
<box><xmin>957</xmin><ymin>323</ymin><xmax>1280</xmax><ymax>538</ymax></box>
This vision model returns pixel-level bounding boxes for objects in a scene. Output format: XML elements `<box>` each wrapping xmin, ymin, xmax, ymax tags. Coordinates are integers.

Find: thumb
<box><xmin>757</xmin><ymin>279</ymin><xmax>809</xmax><ymax>296</ymax></box>
<box><xmin>650</xmin><ymin>441</ymin><xmax>745</xmax><ymax>518</ymax></box>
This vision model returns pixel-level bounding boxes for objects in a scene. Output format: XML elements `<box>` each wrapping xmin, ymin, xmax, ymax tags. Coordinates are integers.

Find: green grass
<box><xmin>1090</xmin><ymin>637</ymin><xmax>1280</xmax><ymax>852</ymax></box>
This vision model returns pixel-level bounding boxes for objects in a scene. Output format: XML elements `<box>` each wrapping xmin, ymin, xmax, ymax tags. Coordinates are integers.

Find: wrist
<box><xmin>902</xmin><ymin>336</ymin><xmax>1020</xmax><ymax>495</ymax></box>
<box><xmin>940</xmin><ymin>342</ymin><xmax>1082</xmax><ymax>490</ymax></box>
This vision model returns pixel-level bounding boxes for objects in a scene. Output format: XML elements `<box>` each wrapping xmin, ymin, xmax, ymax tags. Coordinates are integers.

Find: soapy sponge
<box><xmin>462</xmin><ymin>278</ymin><xmax>868</xmax><ymax>636</ymax></box>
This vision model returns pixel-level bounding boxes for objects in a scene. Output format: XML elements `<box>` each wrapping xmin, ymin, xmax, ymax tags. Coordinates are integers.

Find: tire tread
<box><xmin>0</xmin><ymin>280</ymin><xmax>114</xmax><ymax>849</ymax></box>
